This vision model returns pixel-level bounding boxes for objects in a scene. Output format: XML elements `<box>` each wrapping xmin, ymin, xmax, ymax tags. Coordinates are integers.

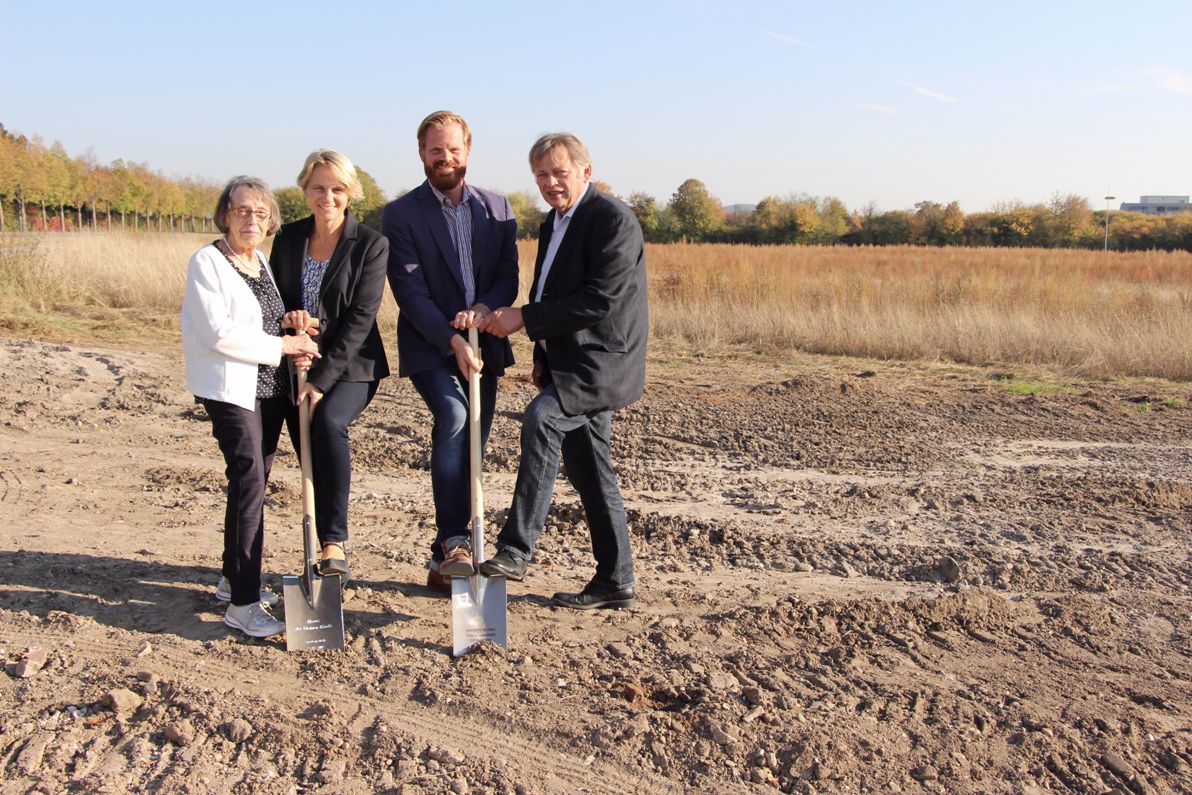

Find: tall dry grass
<box><xmin>2</xmin><ymin>233</ymin><xmax>1189</xmax><ymax>380</ymax></box>
<box><xmin>641</xmin><ymin>243</ymin><xmax>1192</xmax><ymax>380</ymax></box>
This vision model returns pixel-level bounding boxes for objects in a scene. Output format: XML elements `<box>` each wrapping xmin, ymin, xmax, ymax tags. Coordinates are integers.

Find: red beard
<box><xmin>425</xmin><ymin>161</ymin><xmax>466</xmax><ymax>193</ymax></box>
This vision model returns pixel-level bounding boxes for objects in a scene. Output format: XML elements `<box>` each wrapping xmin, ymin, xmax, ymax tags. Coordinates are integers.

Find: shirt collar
<box><xmin>430</xmin><ymin>180</ymin><xmax>472</xmax><ymax>209</ymax></box>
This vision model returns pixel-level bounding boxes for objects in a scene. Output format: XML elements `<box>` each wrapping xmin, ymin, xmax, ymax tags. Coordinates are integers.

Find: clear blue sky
<box><xmin>2</xmin><ymin>0</ymin><xmax>1188</xmax><ymax>212</ymax></box>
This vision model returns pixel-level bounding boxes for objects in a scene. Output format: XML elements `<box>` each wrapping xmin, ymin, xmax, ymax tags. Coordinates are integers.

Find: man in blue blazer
<box><xmin>381</xmin><ymin>110</ymin><xmax>519</xmax><ymax>591</ymax></box>
<box><xmin>478</xmin><ymin>132</ymin><xmax>648</xmax><ymax>610</ymax></box>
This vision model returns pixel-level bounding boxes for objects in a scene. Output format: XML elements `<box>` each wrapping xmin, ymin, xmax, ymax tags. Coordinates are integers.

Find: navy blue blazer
<box><xmin>272</xmin><ymin>210</ymin><xmax>390</xmax><ymax>393</ymax></box>
<box><xmin>523</xmin><ymin>187</ymin><xmax>648</xmax><ymax>416</ymax></box>
<box><xmin>381</xmin><ymin>182</ymin><xmax>519</xmax><ymax>378</ymax></box>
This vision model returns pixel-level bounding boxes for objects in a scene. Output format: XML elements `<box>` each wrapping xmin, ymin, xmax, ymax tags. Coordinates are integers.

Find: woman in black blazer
<box><xmin>273</xmin><ymin>149</ymin><xmax>389</xmax><ymax>581</ymax></box>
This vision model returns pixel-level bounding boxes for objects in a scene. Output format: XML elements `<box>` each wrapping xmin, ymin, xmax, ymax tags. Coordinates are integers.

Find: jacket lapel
<box><xmin>317</xmin><ymin>210</ymin><xmax>358</xmax><ymax>308</ymax></box>
<box><xmin>275</xmin><ymin>216</ymin><xmax>313</xmax><ymax>306</ymax></box>
<box><xmin>468</xmin><ymin>188</ymin><xmax>491</xmax><ymax>284</ymax></box>
<box><xmin>530</xmin><ymin>215</ymin><xmax>553</xmax><ymax>303</ymax></box>
<box><xmin>416</xmin><ymin>181</ymin><xmax>465</xmax><ymax>293</ymax></box>
<box><xmin>539</xmin><ymin>186</ymin><xmax>597</xmax><ymax>299</ymax></box>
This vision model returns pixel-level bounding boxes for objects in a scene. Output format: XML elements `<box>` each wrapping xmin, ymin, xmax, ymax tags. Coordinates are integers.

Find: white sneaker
<box><xmin>215</xmin><ymin>576</ymin><xmax>279</xmax><ymax>607</ymax></box>
<box><xmin>224</xmin><ymin>601</ymin><xmax>285</xmax><ymax>638</ymax></box>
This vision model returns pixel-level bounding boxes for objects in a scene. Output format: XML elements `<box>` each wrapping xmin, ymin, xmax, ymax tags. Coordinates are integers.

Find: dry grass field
<box><xmin>2</xmin><ymin>232</ymin><xmax>1189</xmax><ymax>380</ymax></box>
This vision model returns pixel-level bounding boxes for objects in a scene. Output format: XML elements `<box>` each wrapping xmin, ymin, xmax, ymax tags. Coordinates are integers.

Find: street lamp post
<box><xmin>1104</xmin><ymin>194</ymin><xmax>1116</xmax><ymax>251</ymax></box>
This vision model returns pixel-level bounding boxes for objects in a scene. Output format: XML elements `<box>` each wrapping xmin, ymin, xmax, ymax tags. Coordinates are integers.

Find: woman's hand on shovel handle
<box><xmin>297</xmin><ymin>381</ymin><xmax>324</xmax><ymax>412</ymax></box>
<box><xmin>281</xmin><ymin>332</ymin><xmax>320</xmax><ymax>359</ymax></box>
<box><xmin>282</xmin><ymin>310</ymin><xmax>319</xmax><ymax>336</ymax></box>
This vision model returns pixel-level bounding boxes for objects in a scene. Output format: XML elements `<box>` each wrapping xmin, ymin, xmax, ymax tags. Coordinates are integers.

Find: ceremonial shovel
<box><xmin>451</xmin><ymin>326</ymin><xmax>508</xmax><ymax>656</ymax></box>
<box><xmin>283</xmin><ymin>357</ymin><xmax>345</xmax><ymax>651</ymax></box>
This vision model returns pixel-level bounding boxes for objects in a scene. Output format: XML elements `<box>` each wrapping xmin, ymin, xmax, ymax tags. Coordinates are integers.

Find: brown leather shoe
<box><xmin>438</xmin><ymin>543</ymin><xmax>474</xmax><ymax>577</ymax></box>
<box><xmin>426</xmin><ymin>568</ymin><xmax>452</xmax><ymax>594</ymax></box>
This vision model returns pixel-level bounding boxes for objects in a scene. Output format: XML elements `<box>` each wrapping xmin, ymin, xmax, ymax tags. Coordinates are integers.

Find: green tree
<box><xmin>109</xmin><ymin>160</ymin><xmax>147</xmax><ymax>231</ymax></box>
<box><xmin>628</xmin><ymin>192</ymin><xmax>662</xmax><ymax>241</ymax></box>
<box><xmin>0</xmin><ymin>126</ymin><xmax>15</xmax><ymax>232</ymax></box>
<box><xmin>668</xmin><ymin>178</ymin><xmax>723</xmax><ymax>242</ymax></box>
<box><xmin>353</xmin><ymin>166</ymin><xmax>386</xmax><ymax>229</ymax></box>
<box><xmin>1047</xmin><ymin>193</ymin><xmax>1093</xmax><ymax>247</ymax></box>
<box><xmin>506</xmin><ymin>190</ymin><xmax>545</xmax><ymax>240</ymax></box>
<box><xmin>275</xmin><ymin>187</ymin><xmax>308</xmax><ymax>225</ymax></box>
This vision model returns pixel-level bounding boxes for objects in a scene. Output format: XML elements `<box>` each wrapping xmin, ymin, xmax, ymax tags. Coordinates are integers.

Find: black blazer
<box><xmin>522</xmin><ymin>187</ymin><xmax>648</xmax><ymax>415</ymax></box>
<box><xmin>272</xmin><ymin>210</ymin><xmax>390</xmax><ymax>393</ymax></box>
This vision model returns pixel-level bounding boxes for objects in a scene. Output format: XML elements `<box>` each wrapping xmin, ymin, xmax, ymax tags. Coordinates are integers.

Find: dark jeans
<box><xmin>286</xmin><ymin>380</ymin><xmax>378</xmax><ymax>546</ymax></box>
<box><xmin>410</xmin><ymin>361</ymin><xmax>497</xmax><ymax>563</ymax></box>
<box><xmin>495</xmin><ymin>385</ymin><xmax>634</xmax><ymax>590</ymax></box>
<box><xmin>202</xmin><ymin>395</ymin><xmax>288</xmax><ymax>606</ymax></box>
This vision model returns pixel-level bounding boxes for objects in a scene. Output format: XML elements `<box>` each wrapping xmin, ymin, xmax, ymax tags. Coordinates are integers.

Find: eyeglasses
<box><xmin>230</xmin><ymin>207</ymin><xmax>271</xmax><ymax>221</ymax></box>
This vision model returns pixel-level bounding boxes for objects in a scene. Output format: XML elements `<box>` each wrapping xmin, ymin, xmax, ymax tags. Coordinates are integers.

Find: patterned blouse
<box><xmin>302</xmin><ymin>253</ymin><xmax>330</xmax><ymax>316</ymax></box>
<box><xmin>216</xmin><ymin>242</ymin><xmax>289</xmax><ymax>400</ymax></box>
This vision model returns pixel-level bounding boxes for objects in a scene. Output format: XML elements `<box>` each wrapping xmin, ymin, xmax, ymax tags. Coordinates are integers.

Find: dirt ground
<box><xmin>0</xmin><ymin>335</ymin><xmax>1189</xmax><ymax>794</ymax></box>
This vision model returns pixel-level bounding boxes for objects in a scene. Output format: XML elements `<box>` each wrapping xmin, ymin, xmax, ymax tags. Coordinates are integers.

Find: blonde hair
<box><xmin>296</xmin><ymin>149</ymin><xmax>364</xmax><ymax>202</ymax></box>
<box><xmin>417</xmin><ymin>111</ymin><xmax>472</xmax><ymax>150</ymax></box>
<box><xmin>213</xmin><ymin>176</ymin><xmax>280</xmax><ymax>236</ymax></box>
<box><xmin>528</xmin><ymin>133</ymin><xmax>591</xmax><ymax>170</ymax></box>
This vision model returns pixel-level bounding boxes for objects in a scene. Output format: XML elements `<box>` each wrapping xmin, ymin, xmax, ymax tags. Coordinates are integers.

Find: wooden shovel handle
<box><xmin>468</xmin><ymin>327</ymin><xmax>486</xmax><ymax>564</ymax></box>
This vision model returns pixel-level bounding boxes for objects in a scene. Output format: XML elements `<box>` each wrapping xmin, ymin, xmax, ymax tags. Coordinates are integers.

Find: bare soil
<box><xmin>0</xmin><ymin>337</ymin><xmax>1189</xmax><ymax>794</ymax></box>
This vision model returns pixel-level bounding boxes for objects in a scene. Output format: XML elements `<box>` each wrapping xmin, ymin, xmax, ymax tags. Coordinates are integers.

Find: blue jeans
<box><xmin>410</xmin><ymin>361</ymin><xmax>497</xmax><ymax>563</ymax></box>
<box><xmin>495</xmin><ymin>384</ymin><xmax>634</xmax><ymax>590</ymax></box>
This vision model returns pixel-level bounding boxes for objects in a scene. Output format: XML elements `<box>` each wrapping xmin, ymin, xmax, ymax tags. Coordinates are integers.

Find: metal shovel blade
<box><xmin>283</xmin><ymin>566</ymin><xmax>344</xmax><ymax>651</ymax></box>
<box><xmin>451</xmin><ymin>573</ymin><xmax>507</xmax><ymax>656</ymax></box>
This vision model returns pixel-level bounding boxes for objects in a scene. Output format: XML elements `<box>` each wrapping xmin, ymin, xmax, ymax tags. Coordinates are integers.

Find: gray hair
<box><xmin>528</xmin><ymin>132</ymin><xmax>590</xmax><ymax>170</ymax></box>
<box><xmin>213</xmin><ymin>176</ymin><xmax>281</xmax><ymax>236</ymax></box>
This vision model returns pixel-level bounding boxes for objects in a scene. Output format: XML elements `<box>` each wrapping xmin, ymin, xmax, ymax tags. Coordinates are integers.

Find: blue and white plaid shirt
<box><xmin>430</xmin><ymin>182</ymin><xmax>476</xmax><ymax>307</ymax></box>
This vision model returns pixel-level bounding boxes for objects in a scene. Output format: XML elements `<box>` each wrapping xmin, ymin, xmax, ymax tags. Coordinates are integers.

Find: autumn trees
<box><xmin>0</xmin><ymin>126</ymin><xmax>225</xmax><ymax>233</ymax></box>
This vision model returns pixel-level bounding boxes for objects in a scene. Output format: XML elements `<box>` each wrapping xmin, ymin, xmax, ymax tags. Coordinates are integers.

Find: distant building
<box><xmin>1118</xmin><ymin>195</ymin><xmax>1190</xmax><ymax>215</ymax></box>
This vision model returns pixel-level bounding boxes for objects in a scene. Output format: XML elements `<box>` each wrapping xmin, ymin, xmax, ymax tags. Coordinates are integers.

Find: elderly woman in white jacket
<box><xmin>181</xmin><ymin>175</ymin><xmax>319</xmax><ymax>639</ymax></box>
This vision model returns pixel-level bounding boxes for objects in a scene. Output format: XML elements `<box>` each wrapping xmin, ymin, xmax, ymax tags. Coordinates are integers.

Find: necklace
<box><xmin>222</xmin><ymin>237</ymin><xmax>261</xmax><ymax>277</ymax></box>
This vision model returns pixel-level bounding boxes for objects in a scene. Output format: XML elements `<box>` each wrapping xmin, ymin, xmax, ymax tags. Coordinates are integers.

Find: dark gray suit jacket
<box><xmin>523</xmin><ymin>186</ymin><xmax>648</xmax><ymax>415</ymax></box>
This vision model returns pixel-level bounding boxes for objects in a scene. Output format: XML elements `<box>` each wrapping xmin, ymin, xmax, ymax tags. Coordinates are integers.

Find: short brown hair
<box><xmin>417</xmin><ymin>110</ymin><xmax>472</xmax><ymax>150</ymax></box>
<box><xmin>213</xmin><ymin>176</ymin><xmax>280</xmax><ymax>236</ymax></box>
<box><xmin>528</xmin><ymin>133</ymin><xmax>591</xmax><ymax>170</ymax></box>
<box><xmin>295</xmin><ymin>149</ymin><xmax>364</xmax><ymax>202</ymax></box>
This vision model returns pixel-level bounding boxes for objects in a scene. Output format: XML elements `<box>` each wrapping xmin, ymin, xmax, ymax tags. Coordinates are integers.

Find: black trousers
<box><xmin>284</xmin><ymin>379</ymin><xmax>378</xmax><ymax>546</ymax></box>
<box><xmin>202</xmin><ymin>395</ymin><xmax>288</xmax><ymax>606</ymax></box>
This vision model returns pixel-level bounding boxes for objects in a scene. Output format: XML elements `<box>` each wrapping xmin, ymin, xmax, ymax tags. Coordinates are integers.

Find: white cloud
<box><xmin>859</xmin><ymin>103</ymin><xmax>897</xmax><ymax>114</ymax></box>
<box><xmin>895</xmin><ymin>78</ymin><xmax>957</xmax><ymax>103</ymax></box>
<box><xmin>1140</xmin><ymin>67</ymin><xmax>1192</xmax><ymax>95</ymax></box>
<box><xmin>758</xmin><ymin>28</ymin><xmax>809</xmax><ymax>48</ymax></box>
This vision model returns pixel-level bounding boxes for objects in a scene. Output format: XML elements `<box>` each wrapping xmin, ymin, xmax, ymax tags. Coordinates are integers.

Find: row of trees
<box><xmin>4</xmin><ymin>124</ymin><xmax>1189</xmax><ymax>251</ymax></box>
<box><xmin>624</xmin><ymin>179</ymin><xmax>1192</xmax><ymax>252</ymax></box>
<box><xmin>0</xmin><ymin>125</ymin><xmax>226</xmax><ymax>233</ymax></box>
<box><xmin>0</xmin><ymin>124</ymin><xmax>549</xmax><ymax>237</ymax></box>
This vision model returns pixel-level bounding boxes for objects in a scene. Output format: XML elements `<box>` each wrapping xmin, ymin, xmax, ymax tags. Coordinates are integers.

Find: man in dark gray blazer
<box><xmin>478</xmin><ymin>132</ymin><xmax>648</xmax><ymax>610</ymax></box>
<box><xmin>381</xmin><ymin>111</ymin><xmax>519</xmax><ymax>592</ymax></box>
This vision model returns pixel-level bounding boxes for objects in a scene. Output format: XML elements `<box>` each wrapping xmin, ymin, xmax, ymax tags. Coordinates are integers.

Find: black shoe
<box><xmin>552</xmin><ymin>584</ymin><xmax>636</xmax><ymax>610</ymax></box>
<box><xmin>477</xmin><ymin>549</ymin><xmax>526</xmax><ymax>581</ymax></box>
<box><xmin>317</xmin><ymin>544</ymin><xmax>350</xmax><ymax>583</ymax></box>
